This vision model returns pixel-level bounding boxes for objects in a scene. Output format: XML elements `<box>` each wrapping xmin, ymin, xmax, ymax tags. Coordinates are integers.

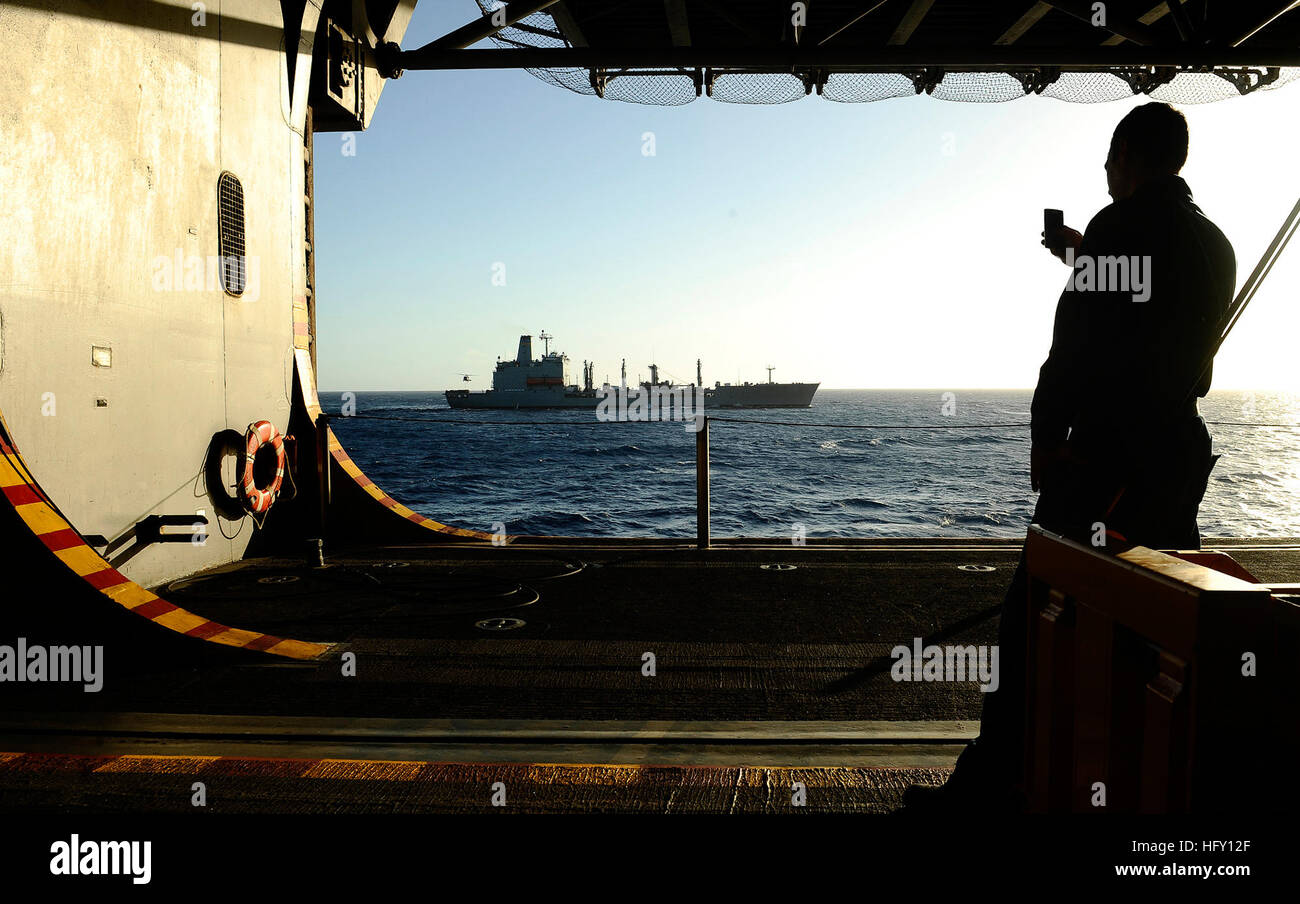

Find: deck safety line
<box><xmin>0</xmin><ymin>415</ymin><xmax>332</xmax><ymax>662</ymax></box>
<box><xmin>291</xmin><ymin>296</ymin><xmax>495</xmax><ymax>541</ymax></box>
<box><xmin>0</xmin><ymin>751</ymin><xmax>951</xmax><ymax>784</ymax></box>
<box><xmin>325</xmin><ymin>427</ymin><xmax>495</xmax><ymax>540</ymax></box>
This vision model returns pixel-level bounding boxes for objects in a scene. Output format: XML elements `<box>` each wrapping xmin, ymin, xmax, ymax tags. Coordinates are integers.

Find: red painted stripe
<box><xmin>243</xmin><ymin>634</ymin><xmax>284</xmax><ymax>652</ymax></box>
<box><xmin>3</xmin><ymin>484</ymin><xmax>43</xmax><ymax>506</ymax></box>
<box><xmin>379</xmin><ymin>496</ymin><xmax>397</xmax><ymax>509</ymax></box>
<box><xmin>293</xmin><ymin>321</ymin><xmax>310</xmax><ymax>334</ymax></box>
<box><xmin>355</xmin><ymin>475</ymin><xmax>373</xmax><ymax>488</ymax></box>
<box><xmin>185</xmin><ymin>620</ymin><xmax>231</xmax><ymax>640</ymax></box>
<box><xmin>0</xmin><ymin>753</ymin><xmax>118</xmax><ymax>774</ymax></box>
<box><xmin>132</xmin><ymin>597</ymin><xmax>178</xmax><ymax>619</ymax></box>
<box><xmin>84</xmin><ymin>568</ymin><xmax>131</xmax><ymax>590</ymax></box>
<box><xmin>39</xmin><ymin>528</ymin><xmax>84</xmax><ymax>551</ymax></box>
<box><xmin>405</xmin><ymin>512</ymin><xmax>424</xmax><ymax>523</ymax></box>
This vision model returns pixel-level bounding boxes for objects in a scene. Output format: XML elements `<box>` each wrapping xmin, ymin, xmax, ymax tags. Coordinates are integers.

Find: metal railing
<box><xmin>331</xmin><ymin>410</ymin><xmax>1300</xmax><ymax>550</ymax></box>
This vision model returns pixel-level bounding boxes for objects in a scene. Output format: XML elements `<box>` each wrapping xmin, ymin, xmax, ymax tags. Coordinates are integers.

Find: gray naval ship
<box><xmin>445</xmin><ymin>333</ymin><xmax>818</xmax><ymax>409</ymax></box>
<box><xmin>445</xmin><ymin>333</ymin><xmax>602</xmax><ymax>409</ymax></box>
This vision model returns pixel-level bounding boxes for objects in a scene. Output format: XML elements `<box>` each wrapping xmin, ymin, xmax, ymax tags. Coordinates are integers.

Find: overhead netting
<box><xmin>474</xmin><ymin>3</ymin><xmax>1300</xmax><ymax>106</ymax></box>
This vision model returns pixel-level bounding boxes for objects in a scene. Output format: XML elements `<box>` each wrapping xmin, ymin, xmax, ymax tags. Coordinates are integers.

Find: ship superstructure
<box><xmin>445</xmin><ymin>333</ymin><xmax>599</xmax><ymax>408</ymax></box>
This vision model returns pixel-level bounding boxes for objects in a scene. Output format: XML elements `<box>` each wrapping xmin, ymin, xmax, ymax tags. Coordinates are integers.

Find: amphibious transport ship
<box><xmin>1</xmin><ymin>0</ymin><xmax>1298</xmax><ymax>828</ymax></box>
<box><xmin>445</xmin><ymin>333</ymin><xmax>600</xmax><ymax>409</ymax></box>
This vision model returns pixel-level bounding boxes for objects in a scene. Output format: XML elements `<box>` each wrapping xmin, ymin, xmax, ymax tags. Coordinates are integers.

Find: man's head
<box><xmin>1105</xmin><ymin>102</ymin><xmax>1189</xmax><ymax>200</ymax></box>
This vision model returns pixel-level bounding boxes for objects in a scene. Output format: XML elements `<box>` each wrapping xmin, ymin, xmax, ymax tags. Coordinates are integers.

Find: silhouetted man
<box><xmin>904</xmin><ymin>102</ymin><xmax>1235</xmax><ymax>811</ymax></box>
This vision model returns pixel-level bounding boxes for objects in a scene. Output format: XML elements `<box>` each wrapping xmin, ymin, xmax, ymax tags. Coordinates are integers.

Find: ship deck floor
<box><xmin>3</xmin><ymin>538</ymin><xmax>1297</xmax><ymax>813</ymax></box>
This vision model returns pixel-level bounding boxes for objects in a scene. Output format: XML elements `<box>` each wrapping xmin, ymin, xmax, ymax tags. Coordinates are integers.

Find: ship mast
<box><xmin>766</xmin><ymin>366</ymin><xmax>775</xmax><ymax>384</ymax></box>
<box><xmin>539</xmin><ymin>330</ymin><xmax>553</xmax><ymax>356</ymax></box>
<box><xmin>697</xmin><ymin>358</ymin><xmax>702</xmax><ymax>387</ymax></box>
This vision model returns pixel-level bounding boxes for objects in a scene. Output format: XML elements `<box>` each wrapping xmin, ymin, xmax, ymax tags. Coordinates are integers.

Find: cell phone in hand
<box><xmin>1044</xmin><ymin>208</ymin><xmax>1064</xmax><ymax>254</ymax></box>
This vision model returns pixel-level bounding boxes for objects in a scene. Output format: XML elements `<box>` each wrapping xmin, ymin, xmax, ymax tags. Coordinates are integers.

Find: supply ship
<box><xmin>1</xmin><ymin>0</ymin><xmax>1298</xmax><ymax>833</ymax></box>
<box><xmin>446</xmin><ymin>334</ymin><xmax>817</xmax><ymax>409</ymax></box>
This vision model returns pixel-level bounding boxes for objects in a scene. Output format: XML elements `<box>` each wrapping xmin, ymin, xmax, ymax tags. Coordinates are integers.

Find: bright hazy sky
<box><xmin>314</xmin><ymin>3</ymin><xmax>1300</xmax><ymax>392</ymax></box>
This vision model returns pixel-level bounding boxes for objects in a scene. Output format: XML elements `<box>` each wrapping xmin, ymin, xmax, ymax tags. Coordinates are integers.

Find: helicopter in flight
<box><xmin>458</xmin><ymin>374</ymin><xmax>474</xmax><ymax>382</ymax></box>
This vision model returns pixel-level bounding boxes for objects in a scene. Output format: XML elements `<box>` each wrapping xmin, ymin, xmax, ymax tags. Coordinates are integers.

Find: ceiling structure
<box><xmin>376</xmin><ymin>1</ymin><xmax>1300</xmax><ymax>104</ymax></box>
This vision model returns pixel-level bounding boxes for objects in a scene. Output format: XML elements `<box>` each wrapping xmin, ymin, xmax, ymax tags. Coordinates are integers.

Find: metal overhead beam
<box><xmin>995</xmin><ymin>2</ymin><xmax>1053</xmax><ymax>45</ymax></box>
<box><xmin>388</xmin><ymin>46</ymin><xmax>1300</xmax><ymax>71</ymax></box>
<box><xmin>819</xmin><ymin>1</ymin><xmax>890</xmax><ymax>47</ymax></box>
<box><xmin>694</xmin><ymin>0</ymin><xmax>766</xmax><ymax>44</ymax></box>
<box><xmin>1101</xmin><ymin>0</ymin><xmax>1183</xmax><ymax>46</ymax></box>
<box><xmin>549</xmin><ymin>2</ymin><xmax>589</xmax><ymax>47</ymax></box>
<box><xmin>1166</xmin><ymin>0</ymin><xmax>1196</xmax><ymax>41</ymax></box>
<box><xmin>427</xmin><ymin>0</ymin><xmax>562</xmax><ymax>50</ymax></box>
<box><xmin>1040</xmin><ymin>0</ymin><xmax>1161</xmax><ymax>45</ymax></box>
<box><xmin>1100</xmin><ymin>0</ymin><xmax>1195</xmax><ymax>46</ymax></box>
<box><xmin>665</xmin><ymin>0</ymin><xmax>692</xmax><ymax>47</ymax></box>
<box><xmin>1233</xmin><ymin>1</ymin><xmax>1300</xmax><ymax>46</ymax></box>
<box><xmin>888</xmin><ymin>0</ymin><xmax>936</xmax><ymax>45</ymax></box>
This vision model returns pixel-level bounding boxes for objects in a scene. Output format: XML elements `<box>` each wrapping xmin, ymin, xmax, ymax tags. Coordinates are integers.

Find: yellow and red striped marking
<box><xmin>0</xmin><ymin>751</ymin><xmax>952</xmax><ymax>803</ymax></box>
<box><xmin>290</xmin><ymin>308</ymin><xmax>495</xmax><ymax>543</ymax></box>
<box><xmin>0</xmin><ymin>417</ymin><xmax>331</xmax><ymax>661</ymax></box>
<box><xmin>325</xmin><ymin>431</ymin><xmax>495</xmax><ymax>540</ymax></box>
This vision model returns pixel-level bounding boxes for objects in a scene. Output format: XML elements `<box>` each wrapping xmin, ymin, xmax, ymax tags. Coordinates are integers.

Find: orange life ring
<box><xmin>240</xmin><ymin>420</ymin><xmax>286</xmax><ymax>515</ymax></box>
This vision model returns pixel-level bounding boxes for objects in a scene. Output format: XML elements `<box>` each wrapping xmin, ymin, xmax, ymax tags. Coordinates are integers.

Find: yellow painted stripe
<box><xmin>302</xmin><ymin>760</ymin><xmax>426</xmax><ymax>781</ymax></box>
<box><xmin>14</xmin><ymin>501</ymin><xmax>66</xmax><ymax>535</ymax></box>
<box><xmin>264</xmin><ymin>638</ymin><xmax>331</xmax><ymax>660</ymax></box>
<box><xmin>103</xmin><ymin>582</ymin><xmax>159</xmax><ymax>610</ymax></box>
<box><xmin>203</xmin><ymin>627</ymin><xmax>270</xmax><ymax>649</ymax></box>
<box><xmin>0</xmin><ymin>456</ymin><xmax>27</xmax><ymax>488</ymax></box>
<box><xmin>95</xmin><ymin>755</ymin><xmax>221</xmax><ymax>774</ymax></box>
<box><xmin>54</xmin><ymin>544</ymin><xmax>109</xmax><ymax>577</ymax></box>
<box><xmin>152</xmin><ymin>609</ymin><xmax>213</xmax><ymax>634</ymax></box>
<box><xmin>1</xmin><ymin>450</ymin><xmax>40</xmax><ymax>487</ymax></box>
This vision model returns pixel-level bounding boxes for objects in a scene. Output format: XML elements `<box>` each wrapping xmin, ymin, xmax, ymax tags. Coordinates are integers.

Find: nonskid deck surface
<box><xmin>0</xmin><ymin>750</ymin><xmax>948</xmax><ymax>814</ymax></box>
<box><xmin>3</xmin><ymin>542</ymin><xmax>1032</xmax><ymax>722</ymax></box>
<box><xmin>3</xmin><ymin>539</ymin><xmax>1297</xmax><ymax>813</ymax></box>
<box><xmin>5</xmin><ymin>539</ymin><xmax>1298</xmax><ymax>724</ymax></box>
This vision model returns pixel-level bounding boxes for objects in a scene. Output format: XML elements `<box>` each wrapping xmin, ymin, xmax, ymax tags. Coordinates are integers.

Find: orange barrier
<box><xmin>1022</xmin><ymin>526</ymin><xmax>1294</xmax><ymax>812</ymax></box>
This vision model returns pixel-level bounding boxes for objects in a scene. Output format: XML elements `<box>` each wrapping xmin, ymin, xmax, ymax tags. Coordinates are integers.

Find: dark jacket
<box><xmin>1031</xmin><ymin>174</ymin><xmax>1235</xmax><ymax>474</ymax></box>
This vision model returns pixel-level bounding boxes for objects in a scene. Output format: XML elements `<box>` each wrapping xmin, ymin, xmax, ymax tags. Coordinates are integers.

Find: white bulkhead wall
<box><xmin>0</xmin><ymin>1</ymin><xmax>320</xmax><ymax>587</ymax></box>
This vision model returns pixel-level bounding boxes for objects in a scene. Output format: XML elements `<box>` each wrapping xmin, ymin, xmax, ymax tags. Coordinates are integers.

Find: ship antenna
<box><xmin>766</xmin><ymin>365</ymin><xmax>775</xmax><ymax>384</ymax></box>
<box><xmin>539</xmin><ymin>330</ymin><xmax>553</xmax><ymax>356</ymax></box>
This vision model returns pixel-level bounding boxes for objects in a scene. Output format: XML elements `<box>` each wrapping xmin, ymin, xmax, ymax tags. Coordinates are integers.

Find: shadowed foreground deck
<box><xmin>2</xmin><ymin>539</ymin><xmax>1296</xmax><ymax>813</ymax></box>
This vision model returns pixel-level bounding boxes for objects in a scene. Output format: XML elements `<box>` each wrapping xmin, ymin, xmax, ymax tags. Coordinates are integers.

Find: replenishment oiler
<box><xmin>444</xmin><ymin>333</ymin><xmax>819</xmax><ymax>409</ymax></box>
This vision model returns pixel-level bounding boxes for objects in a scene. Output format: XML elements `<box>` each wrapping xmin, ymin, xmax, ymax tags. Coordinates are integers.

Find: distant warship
<box><xmin>445</xmin><ymin>334</ymin><xmax>818</xmax><ymax>409</ymax></box>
